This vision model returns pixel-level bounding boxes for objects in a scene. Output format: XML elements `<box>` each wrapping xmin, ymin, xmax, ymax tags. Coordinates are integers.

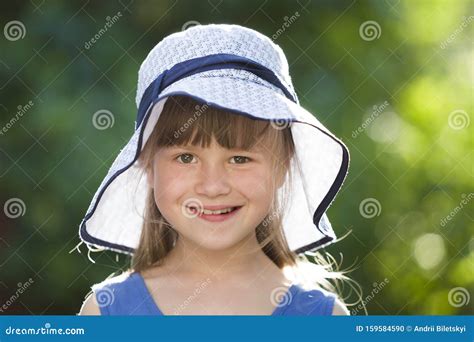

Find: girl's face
<box><xmin>148</xmin><ymin>136</ymin><xmax>278</xmax><ymax>251</ymax></box>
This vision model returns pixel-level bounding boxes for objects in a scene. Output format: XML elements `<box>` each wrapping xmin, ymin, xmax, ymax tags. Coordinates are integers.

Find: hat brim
<box><xmin>79</xmin><ymin>74</ymin><xmax>349</xmax><ymax>254</ymax></box>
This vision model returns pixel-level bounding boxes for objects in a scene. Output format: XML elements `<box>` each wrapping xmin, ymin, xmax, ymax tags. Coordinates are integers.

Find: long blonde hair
<box><xmin>130</xmin><ymin>95</ymin><xmax>360</xmax><ymax>308</ymax></box>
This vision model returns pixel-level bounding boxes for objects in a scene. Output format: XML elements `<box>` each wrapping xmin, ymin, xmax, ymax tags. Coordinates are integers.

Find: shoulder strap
<box><xmin>282</xmin><ymin>285</ymin><xmax>336</xmax><ymax>316</ymax></box>
<box><xmin>91</xmin><ymin>272</ymin><xmax>156</xmax><ymax>315</ymax></box>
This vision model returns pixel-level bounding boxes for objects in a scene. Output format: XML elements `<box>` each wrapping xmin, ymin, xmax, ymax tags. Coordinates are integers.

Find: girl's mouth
<box><xmin>187</xmin><ymin>206</ymin><xmax>243</xmax><ymax>222</ymax></box>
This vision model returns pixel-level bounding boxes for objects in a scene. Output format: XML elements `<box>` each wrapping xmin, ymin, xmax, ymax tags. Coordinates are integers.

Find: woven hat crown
<box><xmin>135</xmin><ymin>24</ymin><xmax>296</xmax><ymax>108</ymax></box>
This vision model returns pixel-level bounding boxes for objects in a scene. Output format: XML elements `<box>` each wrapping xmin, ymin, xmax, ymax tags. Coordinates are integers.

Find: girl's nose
<box><xmin>194</xmin><ymin>163</ymin><xmax>232</xmax><ymax>197</ymax></box>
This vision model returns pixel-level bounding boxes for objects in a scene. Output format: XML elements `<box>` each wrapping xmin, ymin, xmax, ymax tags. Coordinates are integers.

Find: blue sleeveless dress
<box><xmin>91</xmin><ymin>272</ymin><xmax>336</xmax><ymax>316</ymax></box>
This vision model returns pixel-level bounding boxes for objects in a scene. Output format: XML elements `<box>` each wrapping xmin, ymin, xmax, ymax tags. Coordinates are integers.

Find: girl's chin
<box><xmin>190</xmin><ymin>238</ymin><xmax>244</xmax><ymax>252</ymax></box>
<box><xmin>179</xmin><ymin>230</ymin><xmax>254</xmax><ymax>252</ymax></box>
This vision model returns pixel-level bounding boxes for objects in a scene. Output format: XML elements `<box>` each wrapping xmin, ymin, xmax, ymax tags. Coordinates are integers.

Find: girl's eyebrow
<box><xmin>166</xmin><ymin>144</ymin><xmax>264</xmax><ymax>154</ymax></box>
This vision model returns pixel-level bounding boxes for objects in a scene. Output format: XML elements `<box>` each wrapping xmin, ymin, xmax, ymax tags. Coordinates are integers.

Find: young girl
<box><xmin>78</xmin><ymin>24</ymin><xmax>352</xmax><ymax>315</ymax></box>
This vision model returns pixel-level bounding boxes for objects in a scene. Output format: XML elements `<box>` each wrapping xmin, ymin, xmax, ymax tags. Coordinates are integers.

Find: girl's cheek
<box><xmin>230</xmin><ymin>168</ymin><xmax>272</xmax><ymax>192</ymax></box>
<box><xmin>154</xmin><ymin>158</ymin><xmax>183</xmax><ymax>178</ymax></box>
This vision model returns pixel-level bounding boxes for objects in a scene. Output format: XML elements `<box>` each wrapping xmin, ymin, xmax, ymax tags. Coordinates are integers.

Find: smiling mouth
<box><xmin>187</xmin><ymin>206</ymin><xmax>242</xmax><ymax>216</ymax></box>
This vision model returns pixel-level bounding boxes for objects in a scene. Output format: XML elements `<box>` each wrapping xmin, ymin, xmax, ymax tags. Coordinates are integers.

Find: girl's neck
<box><xmin>158</xmin><ymin>233</ymin><xmax>283</xmax><ymax>284</ymax></box>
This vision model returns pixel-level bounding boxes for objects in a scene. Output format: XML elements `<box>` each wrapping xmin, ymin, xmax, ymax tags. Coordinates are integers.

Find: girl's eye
<box><xmin>175</xmin><ymin>154</ymin><xmax>250</xmax><ymax>164</ymax></box>
<box><xmin>230</xmin><ymin>156</ymin><xmax>250</xmax><ymax>164</ymax></box>
<box><xmin>176</xmin><ymin>153</ymin><xmax>196</xmax><ymax>164</ymax></box>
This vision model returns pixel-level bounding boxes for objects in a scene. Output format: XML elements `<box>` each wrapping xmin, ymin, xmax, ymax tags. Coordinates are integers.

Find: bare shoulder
<box><xmin>332</xmin><ymin>297</ymin><xmax>350</xmax><ymax>316</ymax></box>
<box><xmin>78</xmin><ymin>292</ymin><xmax>101</xmax><ymax>316</ymax></box>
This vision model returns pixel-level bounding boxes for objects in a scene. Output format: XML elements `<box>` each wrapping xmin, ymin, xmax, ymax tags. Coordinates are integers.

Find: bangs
<box><xmin>151</xmin><ymin>95</ymin><xmax>281</xmax><ymax>152</ymax></box>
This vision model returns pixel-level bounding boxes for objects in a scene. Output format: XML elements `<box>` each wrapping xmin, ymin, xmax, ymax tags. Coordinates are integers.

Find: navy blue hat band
<box><xmin>135</xmin><ymin>53</ymin><xmax>296</xmax><ymax>128</ymax></box>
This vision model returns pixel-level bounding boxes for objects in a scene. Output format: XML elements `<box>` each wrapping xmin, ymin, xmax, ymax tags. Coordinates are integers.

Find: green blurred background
<box><xmin>0</xmin><ymin>0</ymin><xmax>472</xmax><ymax>315</ymax></box>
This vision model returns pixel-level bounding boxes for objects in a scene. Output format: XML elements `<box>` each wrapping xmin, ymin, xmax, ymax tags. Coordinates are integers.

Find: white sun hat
<box><xmin>79</xmin><ymin>24</ymin><xmax>350</xmax><ymax>255</ymax></box>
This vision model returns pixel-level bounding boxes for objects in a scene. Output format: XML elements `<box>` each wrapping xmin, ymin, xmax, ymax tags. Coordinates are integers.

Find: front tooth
<box><xmin>202</xmin><ymin>207</ymin><xmax>233</xmax><ymax>215</ymax></box>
